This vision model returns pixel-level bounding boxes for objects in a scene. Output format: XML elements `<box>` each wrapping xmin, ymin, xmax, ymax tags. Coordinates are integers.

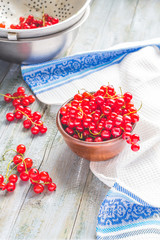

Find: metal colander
<box><xmin>0</xmin><ymin>0</ymin><xmax>90</xmax><ymax>39</ymax></box>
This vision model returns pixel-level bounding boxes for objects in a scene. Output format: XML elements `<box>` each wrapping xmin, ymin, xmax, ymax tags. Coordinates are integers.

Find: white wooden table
<box><xmin>0</xmin><ymin>0</ymin><xmax>159</xmax><ymax>239</ymax></box>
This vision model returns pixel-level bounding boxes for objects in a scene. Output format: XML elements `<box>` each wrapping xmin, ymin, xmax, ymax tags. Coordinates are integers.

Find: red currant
<box><xmin>122</xmin><ymin>132</ymin><xmax>132</xmax><ymax>143</ymax></box>
<box><xmin>23</xmin><ymin>107</ymin><xmax>32</xmax><ymax>115</ymax></box>
<box><xmin>48</xmin><ymin>183</ymin><xmax>56</xmax><ymax>191</ymax></box>
<box><xmin>39</xmin><ymin>171</ymin><xmax>49</xmax><ymax>182</ymax></box>
<box><xmin>39</xmin><ymin>126</ymin><xmax>47</xmax><ymax>134</ymax></box>
<box><xmin>17</xmin><ymin>87</ymin><xmax>25</xmax><ymax>95</ymax></box>
<box><xmin>131</xmin><ymin>134</ymin><xmax>140</xmax><ymax>144</ymax></box>
<box><xmin>12</xmin><ymin>99</ymin><xmax>21</xmax><ymax>107</ymax></box>
<box><xmin>4</xmin><ymin>93</ymin><xmax>12</xmax><ymax>102</ymax></box>
<box><xmin>131</xmin><ymin>143</ymin><xmax>140</xmax><ymax>152</ymax></box>
<box><xmin>15</xmin><ymin>105</ymin><xmax>24</xmax><ymax>111</ymax></box>
<box><xmin>6</xmin><ymin>113</ymin><xmax>15</xmax><ymax>122</ymax></box>
<box><xmin>95</xmin><ymin>96</ymin><xmax>104</xmax><ymax>105</ymax></box>
<box><xmin>34</xmin><ymin>184</ymin><xmax>44</xmax><ymax>194</ymax></box>
<box><xmin>24</xmin><ymin>158</ymin><xmax>33</xmax><ymax>169</ymax></box>
<box><xmin>23</xmin><ymin>119</ymin><xmax>32</xmax><ymax>129</ymax></box>
<box><xmin>13</xmin><ymin>155</ymin><xmax>23</xmax><ymax>164</ymax></box>
<box><xmin>20</xmin><ymin>172</ymin><xmax>29</xmax><ymax>181</ymax></box>
<box><xmin>101</xmin><ymin>130</ymin><xmax>111</xmax><ymax>140</ymax></box>
<box><xmin>21</xmin><ymin>98</ymin><xmax>30</xmax><ymax>106</ymax></box>
<box><xmin>111</xmin><ymin>127</ymin><xmax>122</xmax><ymax>138</ymax></box>
<box><xmin>94</xmin><ymin>137</ymin><xmax>102</xmax><ymax>142</ymax></box>
<box><xmin>8</xmin><ymin>174</ymin><xmax>18</xmax><ymax>183</ymax></box>
<box><xmin>124</xmin><ymin>123</ymin><xmax>132</xmax><ymax>132</ymax></box>
<box><xmin>17</xmin><ymin>163</ymin><xmax>25</xmax><ymax>173</ymax></box>
<box><xmin>131</xmin><ymin>113</ymin><xmax>139</xmax><ymax>123</ymax></box>
<box><xmin>28</xmin><ymin>168</ymin><xmax>39</xmax><ymax>180</ymax></box>
<box><xmin>6</xmin><ymin>182</ymin><xmax>16</xmax><ymax>192</ymax></box>
<box><xmin>17</xmin><ymin>144</ymin><xmax>26</xmax><ymax>154</ymax></box>
<box><xmin>0</xmin><ymin>182</ymin><xmax>6</xmax><ymax>191</ymax></box>
<box><xmin>15</xmin><ymin>111</ymin><xmax>23</xmax><ymax>120</ymax></box>
<box><xmin>74</xmin><ymin>93</ymin><xmax>83</xmax><ymax>101</ymax></box>
<box><xmin>123</xmin><ymin>92</ymin><xmax>132</xmax><ymax>102</ymax></box>
<box><xmin>33</xmin><ymin>111</ymin><xmax>41</xmax><ymax>120</ymax></box>
<box><xmin>45</xmin><ymin>177</ymin><xmax>52</xmax><ymax>185</ymax></box>
<box><xmin>28</xmin><ymin>95</ymin><xmax>36</xmax><ymax>104</ymax></box>
<box><xmin>0</xmin><ymin>174</ymin><xmax>4</xmax><ymax>183</ymax></box>
<box><xmin>31</xmin><ymin>126</ymin><xmax>40</xmax><ymax>135</ymax></box>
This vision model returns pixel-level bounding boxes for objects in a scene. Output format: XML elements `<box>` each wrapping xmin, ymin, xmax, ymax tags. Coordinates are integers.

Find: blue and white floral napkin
<box><xmin>21</xmin><ymin>38</ymin><xmax>160</xmax><ymax>239</ymax></box>
<box><xmin>97</xmin><ymin>181</ymin><xmax>160</xmax><ymax>240</ymax></box>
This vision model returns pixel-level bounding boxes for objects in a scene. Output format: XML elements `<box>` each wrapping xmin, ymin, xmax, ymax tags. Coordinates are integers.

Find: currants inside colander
<box><xmin>0</xmin><ymin>0</ymin><xmax>91</xmax><ymax>39</ymax></box>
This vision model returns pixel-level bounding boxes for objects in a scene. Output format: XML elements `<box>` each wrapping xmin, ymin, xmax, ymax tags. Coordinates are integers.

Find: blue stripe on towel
<box><xmin>21</xmin><ymin>46</ymin><xmax>146</xmax><ymax>95</ymax></box>
<box><xmin>96</xmin><ymin>182</ymin><xmax>160</xmax><ymax>239</ymax></box>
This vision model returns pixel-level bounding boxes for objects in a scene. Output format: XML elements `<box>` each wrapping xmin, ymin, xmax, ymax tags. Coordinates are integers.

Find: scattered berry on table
<box><xmin>0</xmin><ymin>145</ymin><xmax>56</xmax><ymax>194</ymax></box>
<box><xmin>1</xmin><ymin>86</ymin><xmax>47</xmax><ymax>135</ymax></box>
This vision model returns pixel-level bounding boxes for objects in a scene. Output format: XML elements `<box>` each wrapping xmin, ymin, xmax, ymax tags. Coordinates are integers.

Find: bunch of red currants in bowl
<box><xmin>0</xmin><ymin>13</ymin><xmax>59</xmax><ymax>29</ymax></box>
<box><xmin>60</xmin><ymin>85</ymin><xmax>141</xmax><ymax>152</ymax></box>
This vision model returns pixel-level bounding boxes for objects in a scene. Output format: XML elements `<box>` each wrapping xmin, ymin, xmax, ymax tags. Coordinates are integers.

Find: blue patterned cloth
<box><xmin>21</xmin><ymin>39</ymin><xmax>160</xmax><ymax>104</ymax></box>
<box><xmin>97</xmin><ymin>182</ymin><xmax>160</xmax><ymax>240</ymax></box>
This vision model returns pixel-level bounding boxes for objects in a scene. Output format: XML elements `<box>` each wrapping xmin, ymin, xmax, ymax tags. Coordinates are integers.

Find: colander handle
<box><xmin>8</xmin><ymin>32</ymin><xmax>18</xmax><ymax>41</ymax></box>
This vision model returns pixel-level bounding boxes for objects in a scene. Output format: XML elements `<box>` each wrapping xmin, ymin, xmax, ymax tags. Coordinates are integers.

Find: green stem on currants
<box><xmin>124</xmin><ymin>101</ymin><xmax>143</xmax><ymax>116</ymax></box>
<box><xmin>0</xmin><ymin>93</ymin><xmax>24</xmax><ymax>99</ymax></box>
<box><xmin>89</xmin><ymin>128</ymin><xmax>102</xmax><ymax>136</ymax></box>
<box><xmin>16</xmin><ymin>109</ymin><xmax>43</xmax><ymax>126</ymax></box>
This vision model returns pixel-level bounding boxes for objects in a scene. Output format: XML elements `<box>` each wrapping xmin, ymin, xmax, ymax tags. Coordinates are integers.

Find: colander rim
<box><xmin>0</xmin><ymin>0</ymin><xmax>91</xmax><ymax>34</ymax></box>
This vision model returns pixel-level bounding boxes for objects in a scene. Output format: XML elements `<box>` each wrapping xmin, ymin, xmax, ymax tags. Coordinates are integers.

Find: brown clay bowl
<box><xmin>56</xmin><ymin>97</ymin><xmax>134</xmax><ymax>162</ymax></box>
<box><xmin>56</xmin><ymin>95</ymin><xmax>135</xmax><ymax>161</ymax></box>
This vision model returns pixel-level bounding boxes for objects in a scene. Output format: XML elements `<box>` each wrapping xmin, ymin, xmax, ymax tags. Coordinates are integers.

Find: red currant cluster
<box><xmin>0</xmin><ymin>14</ymin><xmax>59</xmax><ymax>30</ymax></box>
<box><xmin>60</xmin><ymin>85</ymin><xmax>141</xmax><ymax>151</ymax></box>
<box><xmin>0</xmin><ymin>144</ymin><xmax>56</xmax><ymax>194</ymax></box>
<box><xmin>0</xmin><ymin>23</ymin><xmax>5</xmax><ymax>28</ymax></box>
<box><xmin>2</xmin><ymin>86</ymin><xmax>47</xmax><ymax>135</ymax></box>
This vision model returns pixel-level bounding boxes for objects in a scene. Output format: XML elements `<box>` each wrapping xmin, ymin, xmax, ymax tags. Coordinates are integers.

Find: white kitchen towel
<box><xmin>90</xmin><ymin>43</ymin><xmax>160</xmax><ymax>239</ymax></box>
<box><xmin>21</xmin><ymin>38</ymin><xmax>160</xmax><ymax>104</ymax></box>
<box><xmin>21</xmin><ymin>38</ymin><xmax>160</xmax><ymax>239</ymax></box>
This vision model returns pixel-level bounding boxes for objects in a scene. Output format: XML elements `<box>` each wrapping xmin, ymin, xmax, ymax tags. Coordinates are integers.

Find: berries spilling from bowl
<box><xmin>59</xmin><ymin>85</ymin><xmax>141</xmax><ymax>152</ymax></box>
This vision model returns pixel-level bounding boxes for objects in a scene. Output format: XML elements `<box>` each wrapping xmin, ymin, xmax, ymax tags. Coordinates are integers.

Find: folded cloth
<box><xmin>21</xmin><ymin>38</ymin><xmax>160</xmax><ymax>104</ymax></box>
<box><xmin>97</xmin><ymin>181</ymin><xmax>160</xmax><ymax>240</ymax></box>
<box><xmin>21</xmin><ymin>38</ymin><xmax>160</xmax><ymax>239</ymax></box>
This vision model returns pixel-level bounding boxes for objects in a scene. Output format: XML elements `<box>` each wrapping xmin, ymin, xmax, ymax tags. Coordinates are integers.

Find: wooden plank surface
<box><xmin>0</xmin><ymin>0</ymin><xmax>160</xmax><ymax>239</ymax></box>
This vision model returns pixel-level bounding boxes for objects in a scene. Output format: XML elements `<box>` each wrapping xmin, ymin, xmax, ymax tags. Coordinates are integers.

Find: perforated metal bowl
<box><xmin>0</xmin><ymin>0</ymin><xmax>91</xmax><ymax>39</ymax></box>
<box><xmin>0</xmin><ymin>7</ymin><xmax>90</xmax><ymax>64</ymax></box>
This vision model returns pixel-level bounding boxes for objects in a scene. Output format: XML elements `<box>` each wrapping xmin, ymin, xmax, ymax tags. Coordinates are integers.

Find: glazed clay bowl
<box><xmin>56</xmin><ymin>98</ymin><xmax>130</xmax><ymax>162</ymax></box>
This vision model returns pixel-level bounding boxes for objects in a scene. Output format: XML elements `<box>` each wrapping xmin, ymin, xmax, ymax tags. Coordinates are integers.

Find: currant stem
<box><xmin>5</xmin><ymin>159</ymin><xmax>14</xmax><ymax>182</ymax></box>
<box><xmin>77</xmin><ymin>107</ymin><xmax>84</xmax><ymax>118</ymax></box>
<box><xmin>124</xmin><ymin>101</ymin><xmax>142</xmax><ymax>116</ymax></box>
<box><xmin>75</xmin><ymin>130</ymin><xmax>83</xmax><ymax>139</ymax></box>
<box><xmin>17</xmin><ymin>110</ymin><xmax>43</xmax><ymax>126</ymax></box>
<box><xmin>137</xmin><ymin>101</ymin><xmax>143</xmax><ymax>112</ymax></box>
<box><xmin>2</xmin><ymin>149</ymin><xmax>24</xmax><ymax>182</ymax></box>
<box><xmin>89</xmin><ymin>128</ymin><xmax>102</xmax><ymax>136</ymax></box>
<box><xmin>2</xmin><ymin>149</ymin><xmax>18</xmax><ymax>162</ymax></box>
<box><xmin>119</xmin><ymin>87</ymin><xmax>123</xmax><ymax>96</ymax></box>
<box><xmin>0</xmin><ymin>93</ymin><xmax>24</xmax><ymax>99</ymax></box>
<box><xmin>5</xmin><ymin>158</ymin><xmax>25</xmax><ymax>182</ymax></box>
<box><xmin>30</xmin><ymin>179</ymin><xmax>51</xmax><ymax>185</ymax></box>
<box><xmin>42</xmin><ymin>8</ymin><xmax>45</xmax><ymax>27</ymax></box>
